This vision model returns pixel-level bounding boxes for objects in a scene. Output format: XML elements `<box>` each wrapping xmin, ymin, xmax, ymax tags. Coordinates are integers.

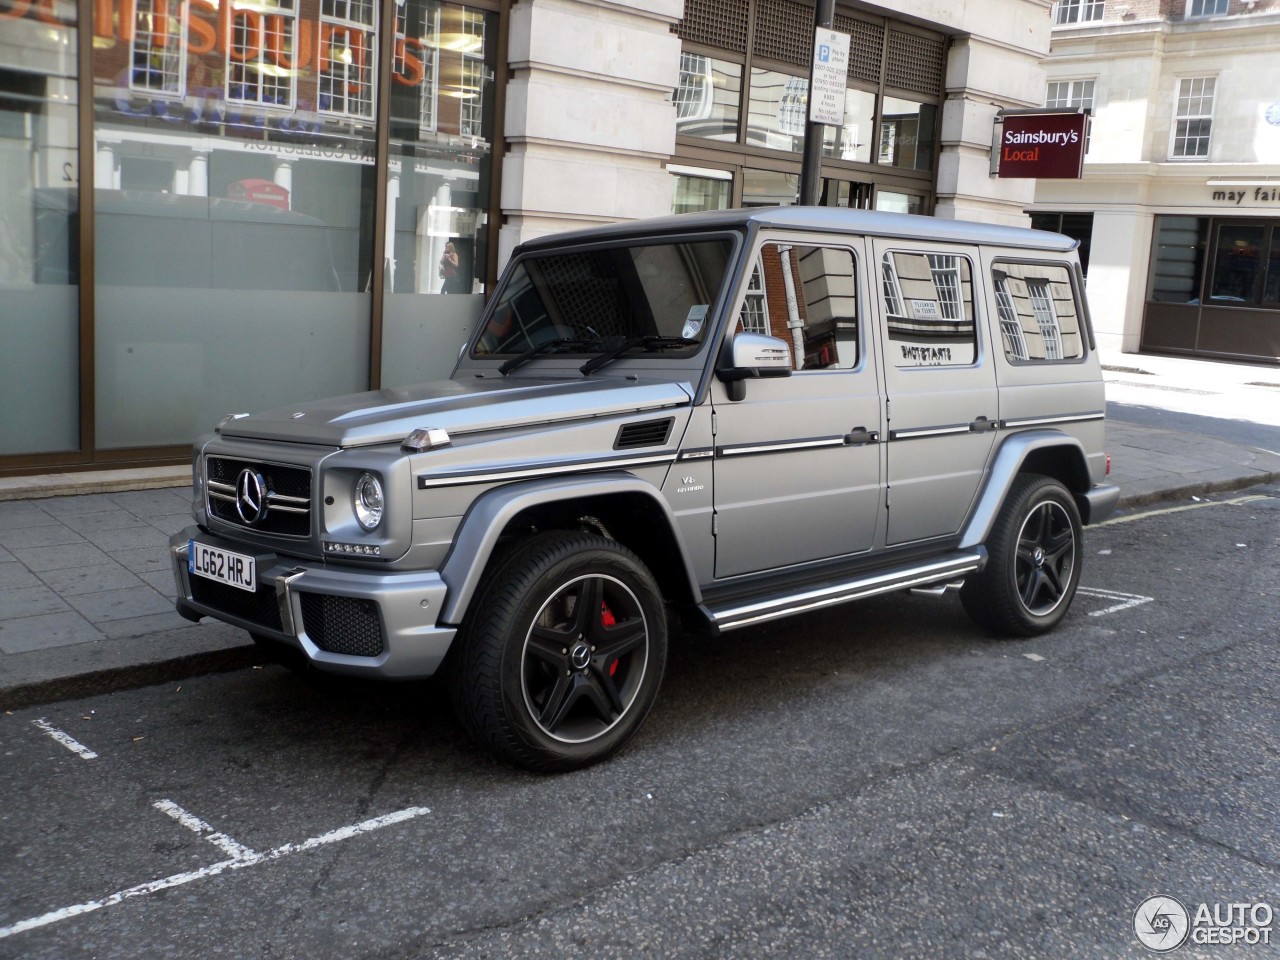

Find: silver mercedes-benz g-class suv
<box><xmin>171</xmin><ymin>206</ymin><xmax>1118</xmax><ymax>771</ymax></box>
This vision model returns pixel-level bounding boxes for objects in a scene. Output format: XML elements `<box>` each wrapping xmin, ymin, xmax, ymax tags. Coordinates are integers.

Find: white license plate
<box><xmin>188</xmin><ymin>540</ymin><xmax>257</xmax><ymax>593</ymax></box>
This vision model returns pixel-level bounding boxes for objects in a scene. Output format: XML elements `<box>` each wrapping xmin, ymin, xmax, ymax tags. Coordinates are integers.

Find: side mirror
<box><xmin>716</xmin><ymin>332</ymin><xmax>792</xmax><ymax>401</ymax></box>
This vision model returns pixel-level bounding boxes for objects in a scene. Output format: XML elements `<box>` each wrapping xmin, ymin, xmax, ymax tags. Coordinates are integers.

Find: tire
<box><xmin>448</xmin><ymin>532</ymin><xmax>668</xmax><ymax>772</ymax></box>
<box><xmin>961</xmin><ymin>473</ymin><xmax>1083</xmax><ymax>638</ymax></box>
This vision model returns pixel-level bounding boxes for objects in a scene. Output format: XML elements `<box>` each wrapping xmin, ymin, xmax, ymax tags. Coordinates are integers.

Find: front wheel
<box><xmin>449</xmin><ymin>532</ymin><xmax>667</xmax><ymax>772</ymax></box>
<box><xmin>962</xmin><ymin>474</ymin><xmax>1083</xmax><ymax>637</ymax></box>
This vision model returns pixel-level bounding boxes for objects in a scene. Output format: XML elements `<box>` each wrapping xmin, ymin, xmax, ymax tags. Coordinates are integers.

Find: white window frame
<box><xmin>1026</xmin><ymin>279</ymin><xmax>1064</xmax><ymax>360</ymax></box>
<box><xmin>1053</xmin><ymin>0</ymin><xmax>1105</xmax><ymax>25</ymax></box>
<box><xmin>739</xmin><ymin>260</ymin><xmax>770</xmax><ymax>335</ymax></box>
<box><xmin>1186</xmin><ymin>0</ymin><xmax>1229</xmax><ymax>17</ymax></box>
<box><xmin>1170</xmin><ymin>76</ymin><xmax>1216</xmax><ymax>160</ymax></box>
<box><xmin>395</xmin><ymin>4</ymin><xmax>440</xmax><ymax>132</ymax></box>
<box><xmin>881</xmin><ymin>255</ymin><xmax>906</xmax><ymax>317</ymax></box>
<box><xmin>319</xmin><ymin>0</ymin><xmax>377</xmax><ymax>120</ymax></box>
<box><xmin>129</xmin><ymin>0</ymin><xmax>188</xmax><ymax>98</ymax></box>
<box><xmin>1045</xmin><ymin>78</ymin><xmax>1095</xmax><ymax>152</ymax></box>
<box><xmin>927</xmin><ymin>254</ymin><xmax>963</xmax><ymax>321</ymax></box>
<box><xmin>227</xmin><ymin>0</ymin><xmax>298</xmax><ymax>109</ymax></box>
<box><xmin>994</xmin><ymin>277</ymin><xmax>1029</xmax><ymax>361</ymax></box>
<box><xmin>459</xmin><ymin>9</ymin><xmax>486</xmax><ymax>139</ymax></box>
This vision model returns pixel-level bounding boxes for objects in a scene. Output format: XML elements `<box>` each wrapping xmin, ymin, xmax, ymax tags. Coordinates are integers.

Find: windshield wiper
<box><xmin>498</xmin><ymin>337</ymin><xmax>601</xmax><ymax>376</ymax></box>
<box><xmin>579</xmin><ymin>336</ymin><xmax>700</xmax><ymax>375</ymax></box>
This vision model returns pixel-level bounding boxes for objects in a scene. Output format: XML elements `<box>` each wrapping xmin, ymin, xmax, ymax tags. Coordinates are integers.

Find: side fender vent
<box><xmin>614</xmin><ymin>417</ymin><xmax>674</xmax><ymax>450</ymax></box>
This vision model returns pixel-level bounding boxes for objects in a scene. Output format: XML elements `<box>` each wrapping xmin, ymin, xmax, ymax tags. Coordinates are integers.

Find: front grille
<box><xmin>300</xmin><ymin>593</ymin><xmax>384</xmax><ymax>658</ymax></box>
<box><xmin>206</xmin><ymin>456</ymin><xmax>312</xmax><ymax>537</ymax></box>
<box><xmin>190</xmin><ymin>576</ymin><xmax>283</xmax><ymax>632</ymax></box>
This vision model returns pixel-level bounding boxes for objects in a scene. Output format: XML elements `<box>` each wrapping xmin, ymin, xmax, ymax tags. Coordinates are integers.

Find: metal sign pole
<box><xmin>799</xmin><ymin>0</ymin><xmax>839</xmax><ymax>207</ymax></box>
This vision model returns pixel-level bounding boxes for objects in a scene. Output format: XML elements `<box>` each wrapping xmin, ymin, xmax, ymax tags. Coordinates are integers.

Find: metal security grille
<box><xmin>535</xmin><ymin>253</ymin><xmax>632</xmax><ymax>341</ymax></box>
<box><xmin>752</xmin><ymin>0</ymin><xmax>809</xmax><ymax>67</ymax></box>
<box><xmin>674</xmin><ymin>0</ymin><xmax>749</xmax><ymax>54</ymax></box>
<box><xmin>885</xmin><ymin>30</ymin><xmax>945</xmax><ymax>97</ymax></box>
<box><xmin>300</xmin><ymin>594</ymin><xmax>384</xmax><ymax>657</ymax></box>
<box><xmin>190</xmin><ymin>577</ymin><xmax>283</xmax><ymax>632</ymax></box>
<box><xmin>206</xmin><ymin>456</ymin><xmax>312</xmax><ymax>538</ymax></box>
<box><xmin>836</xmin><ymin>15</ymin><xmax>885</xmax><ymax>86</ymax></box>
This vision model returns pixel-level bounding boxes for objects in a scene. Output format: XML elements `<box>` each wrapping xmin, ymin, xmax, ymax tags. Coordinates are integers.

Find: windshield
<box><xmin>472</xmin><ymin>237</ymin><xmax>734</xmax><ymax>360</ymax></box>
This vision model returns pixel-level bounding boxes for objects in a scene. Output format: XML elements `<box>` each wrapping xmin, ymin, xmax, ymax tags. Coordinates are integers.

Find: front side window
<box><xmin>738</xmin><ymin>244</ymin><xmax>859</xmax><ymax>370</ymax></box>
<box><xmin>992</xmin><ymin>263</ymin><xmax>1085</xmax><ymax>362</ymax></box>
<box><xmin>1054</xmin><ymin>0</ymin><xmax>1104</xmax><ymax>24</ymax></box>
<box><xmin>473</xmin><ymin>239</ymin><xmax>734</xmax><ymax>358</ymax></box>
<box><xmin>1171</xmin><ymin>77</ymin><xmax>1215</xmax><ymax>159</ymax></box>
<box><xmin>881</xmin><ymin>251</ymin><xmax>975</xmax><ymax>366</ymax></box>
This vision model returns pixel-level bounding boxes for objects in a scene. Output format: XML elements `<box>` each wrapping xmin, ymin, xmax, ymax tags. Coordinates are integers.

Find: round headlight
<box><xmin>353</xmin><ymin>473</ymin><xmax>384</xmax><ymax>531</ymax></box>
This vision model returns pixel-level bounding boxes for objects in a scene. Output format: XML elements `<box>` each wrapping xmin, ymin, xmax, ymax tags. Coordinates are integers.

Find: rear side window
<box><xmin>991</xmin><ymin>262</ymin><xmax>1085</xmax><ymax>362</ymax></box>
<box><xmin>881</xmin><ymin>250</ymin><xmax>976</xmax><ymax>367</ymax></box>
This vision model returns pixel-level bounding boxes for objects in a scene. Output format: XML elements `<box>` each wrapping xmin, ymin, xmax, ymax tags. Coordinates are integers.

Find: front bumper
<box><xmin>170</xmin><ymin>526</ymin><xmax>456</xmax><ymax>678</ymax></box>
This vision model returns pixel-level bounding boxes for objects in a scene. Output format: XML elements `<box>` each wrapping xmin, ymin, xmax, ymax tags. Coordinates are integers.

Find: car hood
<box><xmin>216</xmin><ymin>376</ymin><xmax>695</xmax><ymax>448</ymax></box>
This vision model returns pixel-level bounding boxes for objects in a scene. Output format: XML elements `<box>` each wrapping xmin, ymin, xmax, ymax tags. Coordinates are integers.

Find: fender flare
<box><xmin>437</xmin><ymin>472</ymin><xmax>700</xmax><ymax>625</ymax></box>
<box><xmin>959</xmin><ymin>429</ymin><xmax>1090</xmax><ymax>550</ymax></box>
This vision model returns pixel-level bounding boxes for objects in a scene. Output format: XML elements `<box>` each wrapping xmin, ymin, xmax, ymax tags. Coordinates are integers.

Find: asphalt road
<box><xmin>3</xmin><ymin>484</ymin><xmax>1278</xmax><ymax>959</ymax></box>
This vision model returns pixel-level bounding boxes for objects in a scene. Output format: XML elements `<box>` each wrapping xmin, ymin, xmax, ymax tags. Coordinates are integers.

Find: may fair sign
<box><xmin>997</xmin><ymin>112</ymin><xmax>1088</xmax><ymax>179</ymax></box>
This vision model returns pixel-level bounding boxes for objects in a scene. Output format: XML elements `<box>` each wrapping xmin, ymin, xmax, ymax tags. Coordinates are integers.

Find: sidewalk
<box><xmin>3</xmin><ymin>352</ymin><xmax>1279</xmax><ymax>712</ymax></box>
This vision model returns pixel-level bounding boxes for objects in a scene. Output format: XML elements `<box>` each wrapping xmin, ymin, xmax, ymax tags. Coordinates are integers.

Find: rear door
<box><xmin>870</xmin><ymin>240</ymin><xmax>999</xmax><ymax>545</ymax></box>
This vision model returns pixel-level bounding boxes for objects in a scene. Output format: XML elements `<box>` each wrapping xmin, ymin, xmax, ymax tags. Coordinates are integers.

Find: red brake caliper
<box><xmin>601</xmin><ymin>603</ymin><xmax>619</xmax><ymax>676</ymax></box>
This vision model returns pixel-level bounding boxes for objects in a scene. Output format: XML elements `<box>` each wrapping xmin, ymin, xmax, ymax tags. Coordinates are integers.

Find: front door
<box><xmin>711</xmin><ymin>239</ymin><xmax>884</xmax><ymax>579</ymax></box>
<box><xmin>870</xmin><ymin>240</ymin><xmax>999</xmax><ymax>545</ymax></box>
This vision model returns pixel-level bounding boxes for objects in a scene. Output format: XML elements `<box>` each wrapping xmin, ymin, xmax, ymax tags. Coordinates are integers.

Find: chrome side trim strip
<box><xmin>889</xmin><ymin>424</ymin><xmax>974</xmax><ymax>441</ymax></box>
<box><xmin>717</xmin><ymin>436</ymin><xmax>847</xmax><ymax>457</ymax></box>
<box><xmin>708</xmin><ymin>551</ymin><xmax>985</xmax><ymax>632</ymax></box>
<box><xmin>1000</xmin><ymin>411</ymin><xmax>1105</xmax><ymax>429</ymax></box>
<box><xmin>417</xmin><ymin>452</ymin><xmax>678</xmax><ymax>489</ymax></box>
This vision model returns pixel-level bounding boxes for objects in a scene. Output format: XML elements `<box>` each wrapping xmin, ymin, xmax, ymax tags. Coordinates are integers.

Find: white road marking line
<box><xmin>153</xmin><ymin>799</ymin><xmax>257</xmax><ymax>861</ymax></box>
<box><xmin>1096</xmin><ymin>493</ymin><xmax>1271</xmax><ymax>527</ymax></box>
<box><xmin>32</xmin><ymin>719</ymin><xmax>98</xmax><ymax>760</ymax></box>
<box><xmin>0</xmin><ymin>805</ymin><xmax>431</xmax><ymax>940</ymax></box>
<box><xmin>1077</xmin><ymin>587</ymin><xmax>1154</xmax><ymax>617</ymax></box>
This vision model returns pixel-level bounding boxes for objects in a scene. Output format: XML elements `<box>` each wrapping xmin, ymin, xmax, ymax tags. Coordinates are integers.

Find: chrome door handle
<box><xmin>969</xmin><ymin>417</ymin><xmax>997</xmax><ymax>433</ymax></box>
<box><xmin>845</xmin><ymin>427</ymin><xmax>879</xmax><ymax>445</ymax></box>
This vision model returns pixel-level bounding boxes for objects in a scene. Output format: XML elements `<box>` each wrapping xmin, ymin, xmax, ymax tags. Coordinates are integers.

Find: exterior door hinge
<box><xmin>712</xmin><ymin>511</ymin><xmax>719</xmax><ymax>536</ymax></box>
<box><xmin>711</xmin><ymin>410</ymin><xmax>718</xmax><ymax>436</ymax></box>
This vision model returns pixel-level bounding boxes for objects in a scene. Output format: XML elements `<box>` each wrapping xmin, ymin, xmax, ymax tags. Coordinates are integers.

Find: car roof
<box><xmin>515</xmin><ymin>205</ymin><xmax>1079</xmax><ymax>254</ymax></box>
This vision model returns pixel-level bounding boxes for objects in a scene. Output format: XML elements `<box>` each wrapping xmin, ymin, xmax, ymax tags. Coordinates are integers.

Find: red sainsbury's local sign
<box><xmin>996</xmin><ymin>112</ymin><xmax>1087</xmax><ymax>179</ymax></box>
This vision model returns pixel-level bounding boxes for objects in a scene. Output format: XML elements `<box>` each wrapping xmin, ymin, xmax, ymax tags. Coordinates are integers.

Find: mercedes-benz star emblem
<box><xmin>235</xmin><ymin>468</ymin><xmax>268</xmax><ymax>525</ymax></box>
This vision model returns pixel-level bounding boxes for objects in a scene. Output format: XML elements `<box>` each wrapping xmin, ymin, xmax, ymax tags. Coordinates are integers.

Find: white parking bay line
<box><xmin>32</xmin><ymin>719</ymin><xmax>98</xmax><ymax>760</ymax></box>
<box><xmin>153</xmin><ymin>799</ymin><xmax>257</xmax><ymax>862</ymax></box>
<box><xmin>0</xmin><ymin>805</ymin><xmax>431</xmax><ymax>940</ymax></box>
<box><xmin>1077</xmin><ymin>587</ymin><xmax>1154</xmax><ymax>617</ymax></box>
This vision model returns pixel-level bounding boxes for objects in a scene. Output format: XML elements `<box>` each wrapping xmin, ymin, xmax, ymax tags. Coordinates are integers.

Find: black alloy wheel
<box><xmin>962</xmin><ymin>473</ymin><xmax>1083</xmax><ymax>637</ymax></box>
<box><xmin>450</xmin><ymin>532</ymin><xmax>667</xmax><ymax>771</ymax></box>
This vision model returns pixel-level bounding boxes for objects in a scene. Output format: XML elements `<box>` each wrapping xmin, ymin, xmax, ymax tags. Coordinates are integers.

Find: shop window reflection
<box><xmin>0</xmin><ymin>6</ymin><xmax>81</xmax><ymax>456</ymax></box>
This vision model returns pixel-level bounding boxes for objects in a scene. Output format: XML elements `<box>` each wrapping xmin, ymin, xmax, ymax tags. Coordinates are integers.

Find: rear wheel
<box><xmin>962</xmin><ymin>473</ymin><xmax>1082</xmax><ymax>637</ymax></box>
<box><xmin>449</xmin><ymin>532</ymin><xmax>667</xmax><ymax>772</ymax></box>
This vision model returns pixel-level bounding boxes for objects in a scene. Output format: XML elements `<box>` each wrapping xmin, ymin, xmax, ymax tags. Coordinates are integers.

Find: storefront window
<box><xmin>745</xmin><ymin>68</ymin><xmax>807</xmax><ymax>153</ymax></box>
<box><xmin>674</xmin><ymin>53</ymin><xmax>740</xmax><ymax>142</ymax></box>
<box><xmin>823</xmin><ymin>88</ymin><xmax>874</xmax><ymax>164</ymax></box>
<box><xmin>671</xmin><ymin>168</ymin><xmax>731</xmax><ymax>214</ymax></box>
<box><xmin>878</xmin><ymin>96</ymin><xmax>936</xmax><ymax>172</ymax></box>
<box><xmin>1209</xmin><ymin>224</ymin><xmax>1266</xmax><ymax>304</ymax></box>
<box><xmin>382</xmin><ymin>1</ymin><xmax>497</xmax><ymax>388</ymax></box>
<box><xmin>90</xmin><ymin>0</ymin><xmax>379</xmax><ymax>448</ymax></box>
<box><xmin>1148</xmin><ymin>216</ymin><xmax>1208</xmax><ymax>303</ymax></box>
<box><xmin>875</xmin><ymin>190</ymin><xmax>924</xmax><ymax>215</ymax></box>
<box><xmin>1</xmin><ymin>0</ymin><xmax>80</xmax><ymax>456</ymax></box>
<box><xmin>743</xmin><ymin>168</ymin><xmax>797</xmax><ymax>207</ymax></box>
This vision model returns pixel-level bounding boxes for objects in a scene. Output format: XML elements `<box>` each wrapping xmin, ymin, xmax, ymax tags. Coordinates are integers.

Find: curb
<box><xmin>1115</xmin><ymin>471</ymin><xmax>1280</xmax><ymax>510</ymax></box>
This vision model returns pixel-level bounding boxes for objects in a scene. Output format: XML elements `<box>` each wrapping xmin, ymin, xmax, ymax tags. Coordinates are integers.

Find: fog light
<box><xmin>353</xmin><ymin>472</ymin><xmax>384</xmax><ymax>530</ymax></box>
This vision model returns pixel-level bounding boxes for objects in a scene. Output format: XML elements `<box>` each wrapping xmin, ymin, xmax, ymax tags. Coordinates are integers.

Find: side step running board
<box><xmin>699</xmin><ymin>550</ymin><xmax>986</xmax><ymax>634</ymax></box>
